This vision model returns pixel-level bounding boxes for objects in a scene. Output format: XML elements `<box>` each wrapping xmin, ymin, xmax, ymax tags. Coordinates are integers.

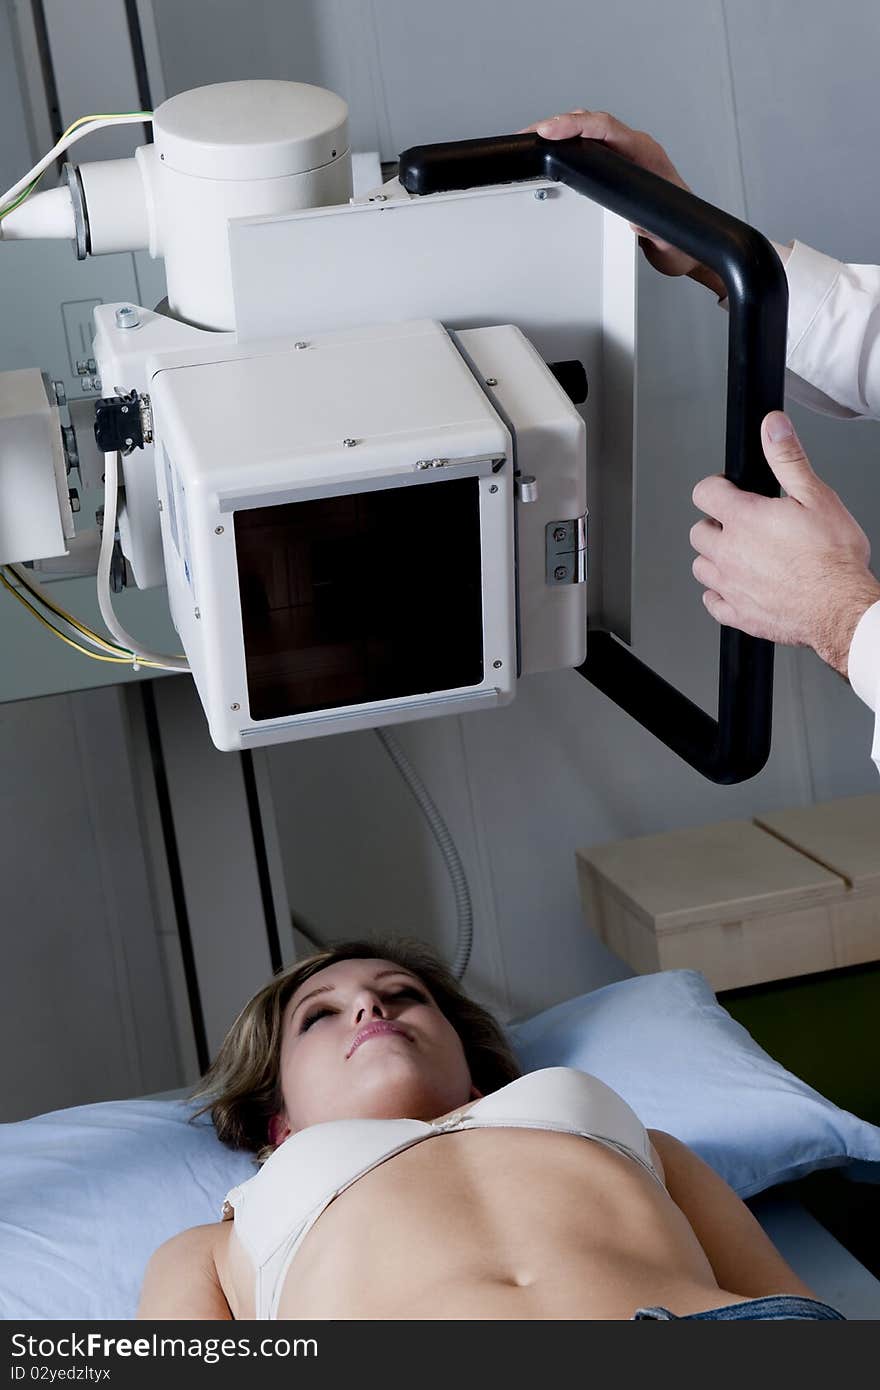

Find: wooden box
<box><xmin>755</xmin><ymin>794</ymin><xmax>880</xmax><ymax>972</ymax></box>
<box><xmin>576</xmin><ymin>816</ymin><xmax>862</xmax><ymax>992</ymax></box>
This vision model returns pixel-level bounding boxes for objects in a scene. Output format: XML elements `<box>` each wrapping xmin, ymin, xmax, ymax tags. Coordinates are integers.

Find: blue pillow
<box><xmin>0</xmin><ymin>1098</ymin><xmax>254</xmax><ymax>1320</ymax></box>
<box><xmin>509</xmin><ymin>969</ymin><xmax>880</xmax><ymax>1198</ymax></box>
<box><xmin>2</xmin><ymin>969</ymin><xmax>878</xmax><ymax>1320</ymax></box>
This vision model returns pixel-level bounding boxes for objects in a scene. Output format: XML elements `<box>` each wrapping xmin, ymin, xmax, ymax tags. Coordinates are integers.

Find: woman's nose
<box><xmin>353</xmin><ymin>993</ymin><xmax>385</xmax><ymax>1024</ymax></box>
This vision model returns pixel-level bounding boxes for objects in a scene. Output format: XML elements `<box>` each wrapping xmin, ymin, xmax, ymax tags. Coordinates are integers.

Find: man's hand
<box><xmin>691</xmin><ymin>411</ymin><xmax>880</xmax><ymax>678</ymax></box>
<box><xmin>521</xmin><ymin>109</ymin><xmax>726</xmax><ymax>298</ymax></box>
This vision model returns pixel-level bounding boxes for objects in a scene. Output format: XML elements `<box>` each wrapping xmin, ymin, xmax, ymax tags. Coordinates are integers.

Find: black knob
<box><xmin>547</xmin><ymin>360</ymin><xmax>588</xmax><ymax>405</ymax></box>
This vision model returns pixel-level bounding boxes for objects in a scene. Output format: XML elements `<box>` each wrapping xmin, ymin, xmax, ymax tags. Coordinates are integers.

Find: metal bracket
<box><xmin>546</xmin><ymin>511</ymin><xmax>587</xmax><ymax>586</ymax></box>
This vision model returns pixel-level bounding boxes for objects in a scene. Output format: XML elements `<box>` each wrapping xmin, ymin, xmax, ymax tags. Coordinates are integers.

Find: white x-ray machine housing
<box><xmin>0</xmin><ymin>78</ymin><xmax>787</xmax><ymax>781</ymax></box>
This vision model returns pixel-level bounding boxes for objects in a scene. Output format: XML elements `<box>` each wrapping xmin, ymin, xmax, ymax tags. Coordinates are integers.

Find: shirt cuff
<box><xmin>782</xmin><ymin>241</ymin><xmax>843</xmax><ymax>358</ymax></box>
<box><xmin>847</xmin><ymin>598</ymin><xmax>880</xmax><ymax>713</ymax></box>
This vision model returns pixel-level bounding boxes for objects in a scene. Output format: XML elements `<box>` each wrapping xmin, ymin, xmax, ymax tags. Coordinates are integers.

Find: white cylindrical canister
<box><xmin>149</xmin><ymin>79</ymin><xmax>351</xmax><ymax>329</ymax></box>
<box><xmin>77</xmin><ymin>157</ymin><xmax>151</xmax><ymax>254</ymax></box>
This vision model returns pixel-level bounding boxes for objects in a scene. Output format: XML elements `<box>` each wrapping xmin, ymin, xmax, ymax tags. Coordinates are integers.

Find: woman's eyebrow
<box><xmin>289</xmin><ymin>970</ymin><xmax>422</xmax><ymax>1020</ymax></box>
<box><xmin>290</xmin><ymin>984</ymin><xmax>333</xmax><ymax>1020</ymax></box>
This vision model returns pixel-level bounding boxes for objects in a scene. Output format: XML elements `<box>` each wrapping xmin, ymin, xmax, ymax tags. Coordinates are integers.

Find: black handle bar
<box><xmin>398</xmin><ymin>133</ymin><xmax>788</xmax><ymax>784</ymax></box>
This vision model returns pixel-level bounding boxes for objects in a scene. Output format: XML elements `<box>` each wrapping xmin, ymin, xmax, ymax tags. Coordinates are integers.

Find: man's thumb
<box><xmin>760</xmin><ymin>411</ymin><xmax>817</xmax><ymax>500</ymax></box>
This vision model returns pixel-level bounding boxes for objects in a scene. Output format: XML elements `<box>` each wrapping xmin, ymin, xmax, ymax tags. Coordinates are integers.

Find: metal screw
<box><xmin>554</xmin><ymin>565</ymin><xmax>568</xmax><ymax>581</ymax></box>
<box><xmin>489</xmin><ymin>484</ymin><xmax>498</xmax><ymax>494</ymax></box>
<box><xmin>158</xmin><ymin>500</ymin><xmax>164</xmax><ymax>512</ymax></box>
<box><xmin>230</xmin><ymin>703</ymin><xmax>240</xmax><ymax>711</ymax></box>
<box><xmin>430</xmin><ymin>458</ymin><xmax>445</xmax><ymax>468</ymax></box>
<box><xmin>214</xmin><ymin>525</ymin><xmax>224</xmax><ymax>535</ymax></box>
<box><xmin>120</xmin><ymin>405</ymin><xmax>128</xmax><ymax>413</ymax></box>
<box><xmin>343</xmin><ymin>438</ymin><xmax>358</xmax><ymax>448</ymax></box>
<box><xmin>534</xmin><ymin>188</ymin><xmax>549</xmax><ymax>200</ymax></box>
<box><xmin>115</xmin><ymin>305</ymin><xmax>140</xmax><ymax>330</ymax></box>
<box><xmin>294</xmin><ymin>341</ymin><xmax>309</xmax><ymax>350</ymax></box>
<box><xmin>553</xmin><ymin>526</ymin><xmax>567</xmax><ymax>542</ymax></box>
<box><xmin>370</xmin><ymin>193</ymin><xmax>388</xmax><ymax>202</ymax></box>
<box><xmin>493</xmin><ymin>660</ymin><xmax>503</xmax><ymax>669</ymax></box>
<box><xmin>416</xmin><ymin>460</ymin><xmax>431</xmax><ymax>470</ymax></box>
<box><xmin>124</xmin><ymin>437</ymin><xmax>133</xmax><ymax>448</ymax></box>
<box><xmin>194</xmin><ymin>607</ymin><xmax>201</xmax><ymax>620</ymax></box>
<box><xmin>485</xmin><ymin>377</ymin><xmax>498</xmax><ymax>386</ymax></box>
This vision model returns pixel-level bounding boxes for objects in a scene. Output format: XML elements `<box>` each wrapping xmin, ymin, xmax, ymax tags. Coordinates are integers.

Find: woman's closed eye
<box><xmin>299</xmin><ymin>986</ymin><xmax>428</xmax><ymax>1032</ymax></box>
<box><xmin>299</xmin><ymin>1005</ymin><xmax>335</xmax><ymax>1031</ymax></box>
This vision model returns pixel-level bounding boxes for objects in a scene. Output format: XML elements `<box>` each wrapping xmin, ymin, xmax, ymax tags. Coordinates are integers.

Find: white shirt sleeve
<box><xmin>779</xmin><ymin>240</ymin><xmax>880</xmax><ymax>420</ymax></box>
<box><xmin>846</xmin><ymin>600</ymin><xmax>880</xmax><ymax>774</ymax></box>
<box><xmin>779</xmin><ymin>242</ymin><xmax>880</xmax><ymax>773</ymax></box>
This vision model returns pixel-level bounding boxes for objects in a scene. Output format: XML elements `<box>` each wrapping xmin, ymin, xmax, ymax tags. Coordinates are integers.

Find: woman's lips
<box><xmin>347</xmin><ymin>1021</ymin><xmax>410</xmax><ymax>1058</ymax></box>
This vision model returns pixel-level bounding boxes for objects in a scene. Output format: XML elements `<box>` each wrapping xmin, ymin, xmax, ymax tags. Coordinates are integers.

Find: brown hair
<box><xmin>190</xmin><ymin>937</ymin><xmax>520</xmax><ymax>1163</ymax></box>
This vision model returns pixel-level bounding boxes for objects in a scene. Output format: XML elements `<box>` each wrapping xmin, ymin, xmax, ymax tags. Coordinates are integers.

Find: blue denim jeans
<box><xmin>633</xmin><ymin>1295</ymin><xmax>845</xmax><ymax>1320</ymax></box>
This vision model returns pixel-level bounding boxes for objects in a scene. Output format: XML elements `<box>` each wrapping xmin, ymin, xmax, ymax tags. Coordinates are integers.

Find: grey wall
<box><xmin>0</xmin><ymin>686</ymin><xmax>183</xmax><ymax>1121</ymax></box>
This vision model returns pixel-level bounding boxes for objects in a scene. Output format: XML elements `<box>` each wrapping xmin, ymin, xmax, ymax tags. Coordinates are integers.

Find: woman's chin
<box><xmin>353</xmin><ymin>1059</ymin><xmax>449</xmax><ymax>1119</ymax></box>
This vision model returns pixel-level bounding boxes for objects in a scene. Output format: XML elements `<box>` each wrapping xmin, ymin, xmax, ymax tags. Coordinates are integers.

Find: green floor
<box><xmin>720</xmin><ymin>961</ymin><xmax>880</xmax><ymax>1126</ymax></box>
<box><xmin>722</xmin><ymin>963</ymin><xmax>880</xmax><ymax>1275</ymax></box>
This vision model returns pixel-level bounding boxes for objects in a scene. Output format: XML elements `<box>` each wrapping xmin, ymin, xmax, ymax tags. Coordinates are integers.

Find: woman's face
<box><xmin>271</xmin><ymin>957</ymin><xmax>478</xmax><ymax>1143</ymax></box>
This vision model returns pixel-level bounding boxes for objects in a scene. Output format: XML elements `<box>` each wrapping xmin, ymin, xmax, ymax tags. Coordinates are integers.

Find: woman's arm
<box><xmin>136</xmin><ymin>1224</ymin><xmax>233</xmax><ymax>1320</ymax></box>
<box><xmin>649</xmin><ymin>1129</ymin><xmax>818</xmax><ymax>1299</ymax></box>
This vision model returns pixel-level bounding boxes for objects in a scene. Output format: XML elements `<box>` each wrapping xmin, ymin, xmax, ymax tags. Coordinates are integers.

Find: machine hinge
<box><xmin>546</xmin><ymin>512</ymin><xmax>588</xmax><ymax>586</ymax></box>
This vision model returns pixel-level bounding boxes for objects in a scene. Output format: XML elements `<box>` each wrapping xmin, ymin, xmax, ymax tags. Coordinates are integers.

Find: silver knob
<box><xmin>517</xmin><ymin>475</ymin><xmax>539</xmax><ymax>503</ymax></box>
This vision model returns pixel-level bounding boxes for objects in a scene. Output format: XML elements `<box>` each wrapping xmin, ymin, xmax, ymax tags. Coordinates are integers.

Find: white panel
<box><xmin>457</xmin><ymin>324</ymin><xmax>587</xmax><ymax>672</ymax></box>
<box><xmin>231</xmin><ymin>181</ymin><xmax>608</xmax><ymax>353</ymax></box>
<box><xmin>0</xmin><ymin>368</ymin><xmax>70</xmax><ymax>563</ymax></box>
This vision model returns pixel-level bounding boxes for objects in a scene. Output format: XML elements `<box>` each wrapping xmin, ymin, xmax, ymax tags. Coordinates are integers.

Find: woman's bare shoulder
<box><xmin>137</xmin><ymin>1222</ymin><xmax>234</xmax><ymax>1320</ymax></box>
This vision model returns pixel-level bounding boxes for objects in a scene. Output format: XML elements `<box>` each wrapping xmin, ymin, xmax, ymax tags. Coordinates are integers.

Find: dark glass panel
<box><xmin>235</xmin><ymin>477</ymin><xmax>483</xmax><ymax>720</ymax></box>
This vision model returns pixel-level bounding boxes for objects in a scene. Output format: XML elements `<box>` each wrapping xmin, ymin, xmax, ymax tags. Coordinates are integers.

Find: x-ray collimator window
<box><xmin>235</xmin><ymin>476</ymin><xmax>484</xmax><ymax>721</ymax></box>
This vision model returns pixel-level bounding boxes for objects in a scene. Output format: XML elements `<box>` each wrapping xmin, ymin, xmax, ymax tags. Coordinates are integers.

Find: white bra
<box><xmin>222</xmin><ymin>1065</ymin><xmax>663</xmax><ymax>1319</ymax></box>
